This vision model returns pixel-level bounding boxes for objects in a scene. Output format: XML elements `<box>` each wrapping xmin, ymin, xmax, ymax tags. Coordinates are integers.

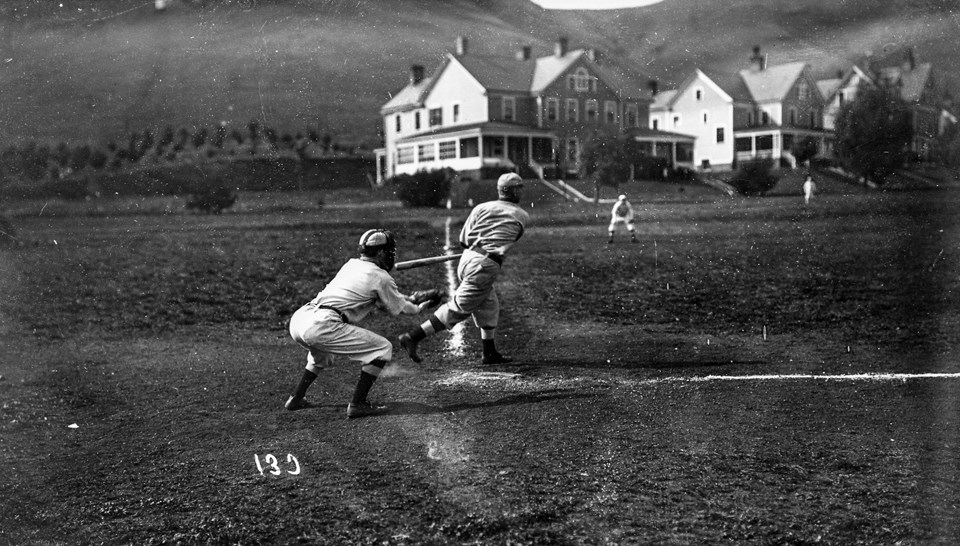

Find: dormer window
<box><xmin>798</xmin><ymin>81</ymin><xmax>809</xmax><ymax>101</ymax></box>
<box><xmin>568</xmin><ymin>67</ymin><xmax>595</xmax><ymax>92</ymax></box>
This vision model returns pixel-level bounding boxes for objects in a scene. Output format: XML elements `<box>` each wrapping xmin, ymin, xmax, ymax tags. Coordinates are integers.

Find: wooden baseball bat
<box><xmin>395</xmin><ymin>253</ymin><xmax>462</xmax><ymax>271</ymax></box>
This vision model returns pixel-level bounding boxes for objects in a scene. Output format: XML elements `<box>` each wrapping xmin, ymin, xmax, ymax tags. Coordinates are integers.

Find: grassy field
<box><xmin>2</xmin><ymin>182</ymin><xmax>959</xmax><ymax>544</ymax></box>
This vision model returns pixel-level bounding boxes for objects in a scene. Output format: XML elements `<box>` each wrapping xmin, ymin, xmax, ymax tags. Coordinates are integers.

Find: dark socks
<box><xmin>352</xmin><ymin>371</ymin><xmax>377</xmax><ymax>404</ymax></box>
<box><xmin>482</xmin><ymin>339</ymin><xmax>498</xmax><ymax>358</ymax></box>
<box><xmin>408</xmin><ymin>326</ymin><xmax>427</xmax><ymax>342</ymax></box>
<box><xmin>292</xmin><ymin>369</ymin><xmax>317</xmax><ymax>399</ymax></box>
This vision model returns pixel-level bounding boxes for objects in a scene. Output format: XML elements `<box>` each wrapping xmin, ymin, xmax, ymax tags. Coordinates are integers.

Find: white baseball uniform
<box><xmin>609</xmin><ymin>198</ymin><xmax>635</xmax><ymax>234</ymax></box>
<box><xmin>435</xmin><ymin>198</ymin><xmax>529</xmax><ymax>329</ymax></box>
<box><xmin>289</xmin><ymin>258</ymin><xmax>419</xmax><ymax>375</ymax></box>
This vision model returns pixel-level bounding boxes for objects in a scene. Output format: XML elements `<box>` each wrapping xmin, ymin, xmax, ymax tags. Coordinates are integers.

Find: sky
<box><xmin>529</xmin><ymin>0</ymin><xmax>664</xmax><ymax>9</ymax></box>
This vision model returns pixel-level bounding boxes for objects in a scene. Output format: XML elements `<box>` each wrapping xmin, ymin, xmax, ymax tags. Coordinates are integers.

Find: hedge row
<box><xmin>1</xmin><ymin>156</ymin><xmax>375</xmax><ymax>200</ymax></box>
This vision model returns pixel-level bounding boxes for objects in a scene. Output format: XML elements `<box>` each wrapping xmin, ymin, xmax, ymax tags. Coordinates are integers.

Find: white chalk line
<box><xmin>648</xmin><ymin>373</ymin><xmax>960</xmax><ymax>383</ymax></box>
<box><xmin>430</xmin><ymin>371</ymin><xmax>960</xmax><ymax>391</ymax></box>
<box><xmin>441</xmin><ymin>217</ymin><xmax>466</xmax><ymax>358</ymax></box>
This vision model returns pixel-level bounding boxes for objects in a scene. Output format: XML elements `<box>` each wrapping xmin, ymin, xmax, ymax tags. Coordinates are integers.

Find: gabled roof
<box><xmin>455</xmin><ymin>53</ymin><xmax>537</xmax><ymax>93</ymax></box>
<box><xmin>380</xmin><ymin>58</ymin><xmax>450</xmax><ymax>115</ymax></box>
<box><xmin>382</xmin><ymin>44</ymin><xmax>649</xmax><ymax>114</ymax></box>
<box><xmin>738</xmin><ymin>61</ymin><xmax>808</xmax><ymax>102</ymax></box>
<box><xmin>649</xmin><ymin>89</ymin><xmax>678</xmax><ymax>110</ymax></box>
<box><xmin>530</xmin><ymin>50</ymin><xmax>583</xmax><ymax>93</ymax></box>
<box><xmin>653</xmin><ymin>69</ymin><xmax>736</xmax><ymax>110</ymax></box>
<box><xmin>816</xmin><ymin>78</ymin><xmax>842</xmax><ymax>102</ymax></box>
<box><xmin>699</xmin><ymin>69</ymin><xmax>753</xmax><ymax>103</ymax></box>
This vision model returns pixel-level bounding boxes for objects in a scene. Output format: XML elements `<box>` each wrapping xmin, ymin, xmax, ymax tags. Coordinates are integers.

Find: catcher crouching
<box><xmin>286</xmin><ymin>229</ymin><xmax>444</xmax><ymax>418</ymax></box>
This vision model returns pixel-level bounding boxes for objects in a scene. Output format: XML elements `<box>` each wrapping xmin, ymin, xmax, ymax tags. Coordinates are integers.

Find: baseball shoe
<box><xmin>284</xmin><ymin>395</ymin><xmax>313</xmax><ymax>411</ymax></box>
<box><xmin>398</xmin><ymin>333</ymin><xmax>422</xmax><ymax>363</ymax></box>
<box><xmin>481</xmin><ymin>352</ymin><xmax>513</xmax><ymax>365</ymax></box>
<box><xmin>347</xmin><ymin>401</ymin><xmax>387</xmax><ymax>418</ymax></box>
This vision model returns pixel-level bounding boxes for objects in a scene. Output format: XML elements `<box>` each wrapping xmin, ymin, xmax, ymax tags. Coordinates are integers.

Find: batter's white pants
<box><xmin>435</xmin><ymin>248</ymin><xmax>501</xmax><ymax>330</ymax></box>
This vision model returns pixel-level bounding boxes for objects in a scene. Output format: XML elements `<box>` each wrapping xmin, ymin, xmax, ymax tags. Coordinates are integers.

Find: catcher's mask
<box><xmin>358</xmin><ymin>229</ymin><xmax>397</xmax><ymax>271</ymax></box>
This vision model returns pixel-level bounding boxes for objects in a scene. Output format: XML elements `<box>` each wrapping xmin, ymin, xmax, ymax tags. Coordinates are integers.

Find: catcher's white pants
<box><xmin>289</xmin><ymin>305</ymin><xmax>392</xmax><ymax>375</ymax></box>
<box><xmin>435</xmin><ymin>248</ymin><xmax>500</xmax><ymax>330</ymax></box>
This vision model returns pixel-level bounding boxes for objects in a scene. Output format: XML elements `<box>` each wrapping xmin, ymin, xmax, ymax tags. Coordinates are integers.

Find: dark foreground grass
<box><xmin>1</xmin><ymin>187</ymin><xmax>959</xmax><ymax>544</ymax></box>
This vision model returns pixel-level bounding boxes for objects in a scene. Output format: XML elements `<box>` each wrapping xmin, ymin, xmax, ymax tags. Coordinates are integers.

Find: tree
<box><xmin>834</xmin><ymin>83</ymin><xmax>912</xmax><ymax>185</ymax></box>
<box><xmin>932</xmin><ymin>121</ymin><xmax>960</xmax><ymax>169</ymax></box>
<box><xmin>790</xmin><ymin>135</ymin><xmax>819</xmax><ymax>165</ymax></box>
<box><xmin>580</xmin><ymin>130</ymin><xmax>642</xmax><ymax>201</ymax></box>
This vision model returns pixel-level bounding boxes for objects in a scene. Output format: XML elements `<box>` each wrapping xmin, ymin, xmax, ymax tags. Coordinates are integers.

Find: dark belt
<box><xmin>308</xmin><ymin>303</ymin><xmax>349</xmax><ymax>324</ymax></box>
<box><xmin>469</xmin><ymin>243</ymin><xmax>503</xmax><ymax>266</ymax></box>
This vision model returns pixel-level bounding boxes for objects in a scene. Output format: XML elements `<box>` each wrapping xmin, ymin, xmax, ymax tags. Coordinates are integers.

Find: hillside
<box><xmin>1</xmin><ymin>0</ymin><xmax>958</xmax><ymax>150</ymax></box>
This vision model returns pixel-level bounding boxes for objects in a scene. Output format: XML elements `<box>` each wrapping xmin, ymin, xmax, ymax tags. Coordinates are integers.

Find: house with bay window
<box><xmin>375</xmin><ymin>36</ymin><xmax>654</xmax><ymax>183</ymax></box>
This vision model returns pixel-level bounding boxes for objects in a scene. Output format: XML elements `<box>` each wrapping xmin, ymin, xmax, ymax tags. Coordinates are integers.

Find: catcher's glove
<box><xmin>409</xmin><ymin>288</ymin><xmax>444</xmax><ymax>308</ymax></box>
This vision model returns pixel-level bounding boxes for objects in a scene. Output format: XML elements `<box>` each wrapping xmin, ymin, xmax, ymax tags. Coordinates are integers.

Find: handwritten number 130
<box><xmin>254</xmin><ymin>453</ymin><xmax>301</xmax><ymax>476</ymax></box>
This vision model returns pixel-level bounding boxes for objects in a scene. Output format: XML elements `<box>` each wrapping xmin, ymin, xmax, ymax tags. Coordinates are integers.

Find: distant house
<box><xmin>649</xmin><ymin>47</ymin><xmax>830</xmax><ymax>171</ymax></box>
<box><xmin>376</xmin><ymin>36</ymin><xmax>679</xmax><ymax>183</ymax></box>
<box><xmin>860</xmin><ymin>48</ymin><xmax>956</xmax><ymax>158</ymax></box>
<box><xmin>818</xmin><ymin>48</ymin><xmax>957</xmax><ymax>160</ymax></box>
<box><xmin>729</xmin><ymin>47</ymin><xmax>830</xmax><ymax>168</ymax></box>
<box><xmin>648</xmin><ymin>69</ymin><xmax>738</xmax><ymax>170</ymax></box>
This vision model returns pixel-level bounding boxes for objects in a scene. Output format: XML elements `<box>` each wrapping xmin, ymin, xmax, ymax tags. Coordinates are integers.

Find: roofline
<box><xmin>395</xmin><ymin>121</ymin><xmax>555</xmax><ymax>144</ymax></box>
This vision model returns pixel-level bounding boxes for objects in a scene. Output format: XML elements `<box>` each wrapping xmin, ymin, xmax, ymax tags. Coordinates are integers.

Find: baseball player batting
<box><xmin>398</xmin><ymin>172</ymin><xmax>529</xmax><ymax>365</ymax></box>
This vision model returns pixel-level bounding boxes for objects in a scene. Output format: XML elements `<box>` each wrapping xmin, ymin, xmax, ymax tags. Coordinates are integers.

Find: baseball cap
<box><xmin>497</xmin><ymin>172</ymin><xmax>523</xmax><ymax>190</ymax></box>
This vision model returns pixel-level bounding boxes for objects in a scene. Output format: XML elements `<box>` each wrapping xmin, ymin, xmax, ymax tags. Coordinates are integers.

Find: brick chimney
<box><xmin>648</xmin><ymin>80</ymin><xmax>659</xmax><ymax>97</ymax></box>
<box><xmin>409</xmin><ymin>65</ymin><xmax>425</xmax><ymax>86</ymax></box>
<box><xmin>554</xmin><ymin>36</ymin><xmax>568</xmax><ymax>58</ymax></box>
<box><xmin>515</xmin><ymin>45</ymin><xmax>532</xmax><ymax>61</ymax></box>
<box><xmin>750</xmin><ymin>45</ymin><xmax>766</xmax><ymax>72</ymax></box>
<box><xmin>456</xmin><ymin>36</ymin><xmax>468</xmax><ymax>56</ymax></box>
<box><xmin>586</xmin><ymin>48</ymin><xmax>601</xmax><ymax>65</ymax></box>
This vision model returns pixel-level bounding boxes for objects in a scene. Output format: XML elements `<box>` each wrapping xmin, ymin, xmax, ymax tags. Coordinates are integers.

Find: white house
<box><xmin>648</xmin><ymin>69</ymin><xmax>736</xmax><ymax>170</ymax></box>
<box><xmin>376</xmin><ymin>37</ymin><xmax>653</xmax><ymax>183</ymax></box>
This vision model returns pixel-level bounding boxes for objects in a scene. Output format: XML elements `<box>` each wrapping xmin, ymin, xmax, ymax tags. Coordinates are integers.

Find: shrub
<box><xmin>728</xmin><ymin>158</ymin><xmax>779</xmax><ymax>196</ymax></box>
<box><xmin>479</xmin><ymin>165</ymin><xmax>515</xmax><ymax>181</ymax></box>
<box><xmin>634</xmin><ymin>155</ymin><xmax>670</xmax><ymax>180</ymax></box>
<box><xmin>390</xmin><ymin>169</ymin><xmax>453</xmax><ymax>208</ymax></box>
<box><xmin>186</xmin><ymin>186</ymin><xmax>237</xmax><ymax>214</ymax></box>
<box><xmin>791</xmin><ymin>136</ymin><xmax>819</xmax><ymax>164</ymax></box>
<box><xmin>667</xmin><ymin>166</ymin><xmax>698</xmax><ymax>183</ymax></box>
